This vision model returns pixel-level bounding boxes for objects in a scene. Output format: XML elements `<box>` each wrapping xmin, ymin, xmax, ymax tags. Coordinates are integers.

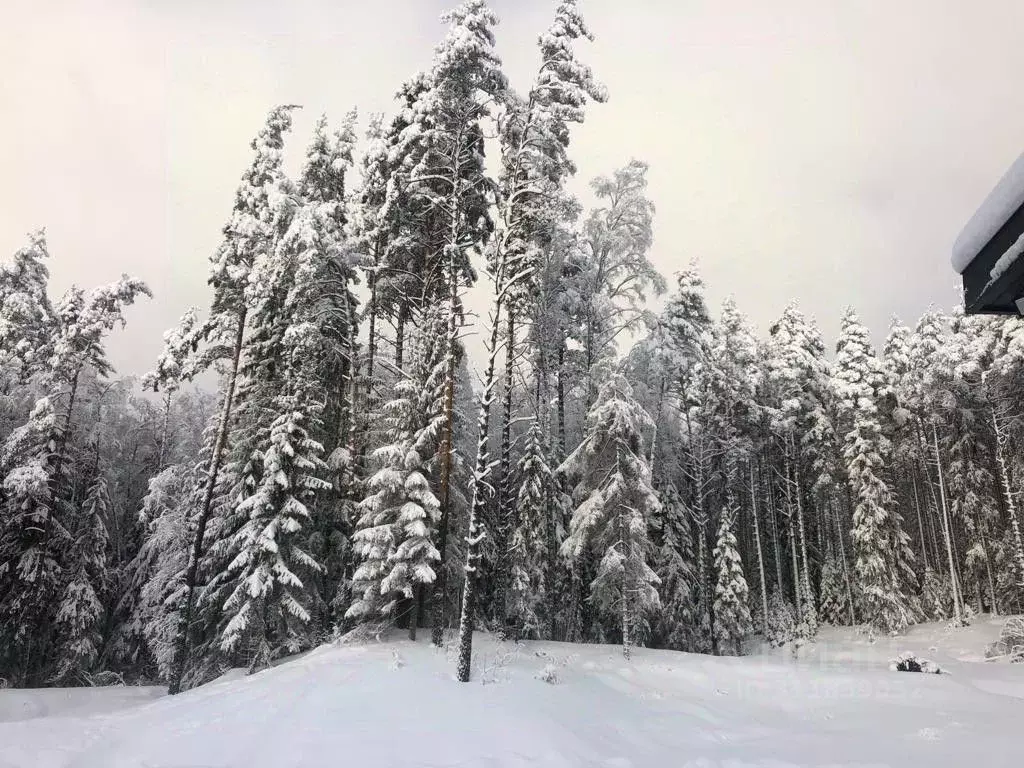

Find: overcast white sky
<box><xmin>3</xmin><ymin>0</ymin><xmax>1024</xmax><ymax>377</ymax></box>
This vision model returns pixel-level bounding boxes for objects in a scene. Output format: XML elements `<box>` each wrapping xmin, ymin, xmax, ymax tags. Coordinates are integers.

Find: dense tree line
<box><xmin>2</xmin><ymin>0</ymin><xmax>1023</xmax><ymax>689</ymax></box>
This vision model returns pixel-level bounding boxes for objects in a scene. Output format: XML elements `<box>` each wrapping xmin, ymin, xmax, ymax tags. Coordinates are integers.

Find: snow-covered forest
<box><xmin>2</xmin><ymin>0</ymin><xmax>1023</xmax><ymax>692</ymax></box>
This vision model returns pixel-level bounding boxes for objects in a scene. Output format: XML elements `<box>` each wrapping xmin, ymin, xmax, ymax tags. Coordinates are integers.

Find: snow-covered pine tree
<box><xmin>0</xmin><ymin>250</ymin><xmax>146</xmax><ymax>688</ymax></box>
<box><xmin>559</xmin><ymin>374</ymin><xmax>661</xmax><ymax>659</ymax></box>
<box><xmin>764</xmin><ymin>303</ymin><xmax>834</xmax><ymax>632</ymax></box>
<box><xmin>712</xmin><ymin>505</ymin><xmax>752</xmax><ymax>656</ymax></box>
<box><xmin>0</xmin><ymin>231</ymin><xmax>56</xmax><ymax>386</ymax></box>
<box><xmin>652</xmin><ymin>267</ymin><xmax>716</xmax><ymax>647</ymax></box>
<box><xmin>579</xmin><ymin>161</ymin><xmax>664</xmax><ymax>412</ymax></box>
<box><xmin>374</xmin><ymin>1</ymin><xmax>508</xmax><ymax>663</ymax></box>
<box><xmin>834</xmin><ymin>308</ymin><xmax>919</xmax><ymax>633</ymax></box>
<box><xmin>492</xmin><ymin>0</ymin><xmax>608</xmax><ymax>624</ymax></box>
<box><xmin>906</xmin><ymin>309</ymin><xmax>966</xmax><ymax>624</ymax></box>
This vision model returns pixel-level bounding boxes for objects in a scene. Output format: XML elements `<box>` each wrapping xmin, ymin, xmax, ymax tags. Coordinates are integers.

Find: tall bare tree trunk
<box><xmin>620</xmin><ymin>474</ymin><xmax>634</xmax><ymax>660</ymax></box>
<box><xmin>431</xmin><ymin>255</ymin><xmax>461</xmax><ymax>648</ymax></box>
<box><xmin>168</xmin><ymin>308</ymin><xmax>247</xmax><ymax>695</ymax></box>
<box><xmin>911</xmin><ymin>469</ymin><xmax>929</xmax><ymax>571</ymax></box>
<box><xmin>791</xmin><ymin>440</ymin><xmax>812</xmax><ymax>606</ymax></box>
<box><xmin>765</xmin><ymin>462</ymin><xmax>784</xmax><ymax>594</ymax></box>
<box><xmin>494</xmin><ymin>308</ymin><xmax>517</xmax><ymax>627</ymax></box>
<box><xmin>993</xmin><ymin>409</ymin><xmax>1024</xmax><ymax>586</ymax></box>
<box><xmin>156</xmin><ymin>391</ymin><xmax>173</xmax><ymax>472</ymax></box>
<box><xmin>456</xmin><ymin>297</ymin><xmax>504</xmax><ymax>682</ymax></box>
<box><xmin>931</xmin><ymin>422</ymin><xmax>964</xmax><ymax>623</ymax></box>
<box><xmin>750</xmin><ymin>461</ymin><xmax>769</xmax><ymax>633</ymax></box>
<box><xmin>831</xmin><ymin>492</ymin><xmax>856</xmax><ymax>625</ymax></box>
<box><xmin>556</xmin><ymin>341</ymin><xmax>567</xmax><ymax>459</ymax></box>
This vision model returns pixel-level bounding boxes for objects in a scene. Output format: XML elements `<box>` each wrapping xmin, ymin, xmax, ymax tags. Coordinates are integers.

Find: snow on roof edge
<box><xmin>952</xmin><ymin>151</ymin><xmax>1024</xmax><ymax>274</ymax></box>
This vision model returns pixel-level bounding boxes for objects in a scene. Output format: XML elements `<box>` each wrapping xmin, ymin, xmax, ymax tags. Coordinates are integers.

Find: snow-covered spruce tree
<box><xmin>713</xmin><ymin>505</ymin><xmax>752</xmax><ymax>656</ymax></box>
<box><xmin>652</xmin><ymin>482</ymin><xmax>697</xmax><ymax>651</ymax></box>
<box><xmin>765</xmin><ymin>590</ymin><xmax>797</xmax><ymax>647</ymax></box>
<box><xmin>346</xmin><ymin>311</ymin><xmax>444</xmax><ymax>629</ymax></box>
<box><xmin>124</xmin><ymin>463</ymin><xmax>197</xmax><ymax>680</ymax></box>
<box><xmin>833</xmin><ymin>308</ymin><xmax>919</xmax><ymax>634</ymax></box>
<box><xmin>346</xmin><ymin>433</ymin><xmax>440</xmax><ymax>625</ymax></box>
<box><xmin>506</xmin><ymin>418</ymin><xmax>555</xmax><ymax>639</ymax></box>
<box><xmin>818</xmin><ymin>554</ymin><xmax>852</xmax><ymax>626</ymax></box>
<box><xmin>558</xmin><ymin>374</ymin><xmax>661</xmax><ymax>659</ymax></box>
<box><xmin>206</xmin><ymin>117</ymin><xmax>361</xmax><ymax>665</ymax></box>
<box><xmin>53</xmin><ymin>474</ymin><xmax>110</xmax><ymax>682</ymax></box>
<box><xmin>0</xmin><ymin>397</ymin><xmax>62</xmax><ymax>683</ymax></box>
<box><xmin>218</xmin><ymin>406</ymin><xmax>330</xmax><ymax>671</ymax></box>
<box><xmin>279</xmin><ymin>111</ymin><xmax>362</xmax><ymax>639</ymax></box>
<box><xmin>154</xmin><ymin>105</ymin><xmax>298</xmax><ymax>694</ymax></box>
<box><xmin>921</xmin><ymin>567</ymin><xmax>952</xmax><ymax>621</ymax></box>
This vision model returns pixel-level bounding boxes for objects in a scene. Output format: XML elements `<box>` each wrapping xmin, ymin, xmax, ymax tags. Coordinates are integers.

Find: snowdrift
<box><xmin>1</xmin><ymin>618</ymin><xmax>1023</xmax><ymax>768</ymax></box>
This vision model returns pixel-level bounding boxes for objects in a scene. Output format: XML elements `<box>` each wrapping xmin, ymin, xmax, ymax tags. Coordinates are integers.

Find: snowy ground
<box><xmin>1</xmin><ymin>617</ymin><xmax>1022</xmax><ymax>768</ymax></box>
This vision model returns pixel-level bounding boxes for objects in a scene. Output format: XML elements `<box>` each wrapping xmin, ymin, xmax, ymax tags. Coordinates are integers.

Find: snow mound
<box><xmin>0</xmin><ymin>685</ymin><xmax>163</xmax><ymax>724</ymax></box>
<box><xmin>952</xmin><ymin>151</ymin><xmax>1024</xmax><ymax>273</ymax></box>
<box><xmin>1</xmin><ymin>625</ymin><xmax>1023</xmax><ymax>768</ymax></box>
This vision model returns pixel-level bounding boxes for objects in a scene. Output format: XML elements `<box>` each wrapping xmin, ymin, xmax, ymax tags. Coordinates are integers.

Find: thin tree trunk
<box><xmin>931</xmin><ymin>422</ymin><xmax>964</xmax><ymax>623</ymax></box>
<box><xmin>620</xmin><ymin>484</ymin><xmax>634</xmax><ymax>660</ymax></box>
<box><xmin>750</xmin><ymin>461</ymin><xmax>769</xmax><ymax>633</ymax></box>
<box><xmin>911</xmin><ymin>468</ymin><xmax>929</xmax><ymax>571</ymax></box>
<box><xmin>494</xmin><ymin>308</ymin><xmax>517</xmax><ymax>627</ymax></box>
<box><xmin>168</xmin><ymin>308</ymin><xmax>247</xmax><ymax>695</ymax></box>
<box><xmin>766</xmin><ymin>462</ymin><xmax>784</xmax><ymax>594</ymax></box>
<box><xmin>784</xmin><ymin>453</ymin><xmax>802</xmax><ymax>615</ymax></box>
<box><xmin>46</xmin><ymin>369</ymin><xmax>81</xmax><ymax>526</ymax></box>
<box><xmin>832</xmin><ymin>492</ymin><xmax>856</xmax><ymax>625</ymax></box>
<box><xmin>430</xmin><ymin>257</ymin><xmax>461</xmax><ymax>649</ymax></box>
<box><xmin>156</xmin><ymin>391</ymin><xmax>173</xmax><ymax>472</ymax></box>
<box><xmin>394</xmin><ymin>304</ymin><xmax>406</xmax><ymax>369</ymax></box>
<box><xmin>916</xmin><ymin>425</ymin><xmax>945</xmax><ymax>569</ymax></box>
<box><xmin>556</xmin><ymin>341</ymin><xmax>567</xmax><ymax>459</ymax></box>
<box><xmin>992</xmin><ymin>409</ymin><xmax>1024</xmax><ymax>586</ymax></box>
<box><xmin>456</xmin><ymin>297</ymin><xmax>504</xmax><ymax>683</ymax></box>
<box><xmin>979</xmin><ymin>522</ymin><xmax>998</xmax><ymax>615</ymax></box>
<box><xmin>409</xmin><ymin>585</ymin><xmax>422</xmax><ymax>641</ymax></box>
<box><xmin>791</xmin><ymin>441</ymin><xmax>812</xmax><ymax>606</ymax></box>
<box><xmin>788</xmin><ymin>512</ymin><xmax>802</xmax><ymax>616</ymax></box>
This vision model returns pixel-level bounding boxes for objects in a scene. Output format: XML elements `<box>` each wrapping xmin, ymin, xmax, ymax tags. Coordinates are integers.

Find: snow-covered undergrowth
<box><xmin>2</xmin><ymin>619</ymin><xmax>1023</xmax><ymax>768</ymax></box>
